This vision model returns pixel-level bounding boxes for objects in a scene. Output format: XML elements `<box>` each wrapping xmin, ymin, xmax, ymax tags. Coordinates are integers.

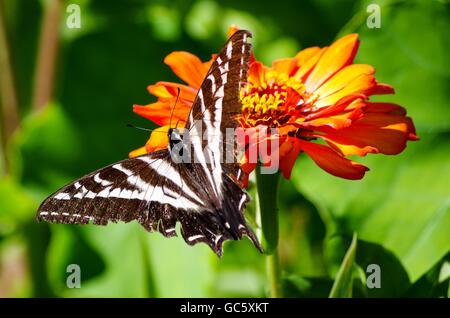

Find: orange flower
<box><xmin>131</xmin><ymin>31</ymin><xmax>418</xmax><ymax>181</ymax></box>
<box><xmin>129</xmin><ymin>51</ymin><xmax>213</xmax><ymax>157</ymax></box>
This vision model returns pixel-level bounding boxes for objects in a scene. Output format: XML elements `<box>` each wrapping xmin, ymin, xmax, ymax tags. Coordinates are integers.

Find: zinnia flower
<box><xmin>130</xmin><ymin>29</ymin><xmax>418</xmax><ymax>181</ymax></box>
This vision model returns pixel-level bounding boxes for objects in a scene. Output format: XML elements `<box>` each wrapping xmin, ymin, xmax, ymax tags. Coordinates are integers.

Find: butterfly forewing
<box><xmin>38</xmin><ymin>151</ymin><xmax>170</xmax><ymax>226</ymax></box>
<box><xmin>186</xmin><ymin>30</ymin><xmax>251</xmax><ymax>129</ymax></box>
<box><xmin>186</xmin><ymin>30</ymin><xmax>252</xmax><ymax>193</ymax></box>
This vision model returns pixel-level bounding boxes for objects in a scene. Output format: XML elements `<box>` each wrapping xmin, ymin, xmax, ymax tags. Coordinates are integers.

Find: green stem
<box><xmin>138</xmin><ymin>232</ymin><xmax>157</xmax><ymax>298</ymax></box>
<box><xmin>266</xmin><ymin>248</ymin><xmax>282</xmax><ymax>298</ymax></box>
<box><xmin>32</xmin><ymin>0</ymin><xmax>61</xmax><ymax>111</ymax></box>
<box><xmin>255</xmin><ymin>170</ymin><xmax>282</xmax><ymax>297</ymax></box>
<box><xmin>0</xmin><ymin>1</ymin><xmax>20</xmax><ymax>175</ymax></box>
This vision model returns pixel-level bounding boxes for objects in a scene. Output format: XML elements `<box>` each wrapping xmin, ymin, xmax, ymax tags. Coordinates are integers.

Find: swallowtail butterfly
<box><xmin>36</xmin><ymin>30</ymin><xmax>262</xmax><ymax>256</ymax></box>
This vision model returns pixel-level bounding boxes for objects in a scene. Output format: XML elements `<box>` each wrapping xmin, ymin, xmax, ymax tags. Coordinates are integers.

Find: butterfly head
<box><xmin>168</xmin><ymin>128</ymin><xmax>189</xmax><ymax>162</ymax></box>
<box><xmin>168</xmin><ymin>128</ymin><xmax>184</xmax><ymax>146</ymax></box>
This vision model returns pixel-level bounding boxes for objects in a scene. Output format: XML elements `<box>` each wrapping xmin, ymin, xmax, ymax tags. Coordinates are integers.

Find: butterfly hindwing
<box><xmin>37</xmin><ymin>152</ymin><xmax>259</xmax><ymax>255</ymax></box>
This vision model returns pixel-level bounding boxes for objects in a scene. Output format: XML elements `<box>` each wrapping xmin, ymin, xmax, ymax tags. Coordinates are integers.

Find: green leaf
<box><xmin>45</xmin><ymin>222</ymin><xmax>222</xmax><ymax>298</ymax></box>
<box><xmin>211</xmin><ymin>269</ymin><xmax>264</xmax><ymax>297</ymax></box>
<box><xmin>406</xmin><ymin>253</ymin><xmax>450</xmax><ymax>298</ymax></box>
<box><xmin>292</xmin><ymin>134</ymin><xmax>450</xmax><ymax>283</ymax></box>
<box><xmin>329</xmin><ymin>233</ymin><xmax>358</xmax><ymax>298</ymax></box>
<box><xmin>213</xmin><ymin>239</ymin><xmax>265</xmax><ymax>297</ymax></box>
<box><xmin>350</xmin><ymin>0</ymin><xmax>450</xmax><ymax>133</ymax></box>
<box><xmin>142</xmin><ymin>228</ymin><xmax>216</xmax><ymax>298</ymax></box>
<box><xmin>277</xmin><ymin>178</ymin><xmax>328</xmax><ymax>277</ymax></box>
<box><xmin>355</xmin><ymin>239</ymin><xmax>410</xmax><ymax>297</ymax></box>
<box><xmin>323</xmin><ymin>236</ymin><xmax>412</xmax><ymax>297</ymax></box>
<box><xmin>10</xmin><ymin>103</ymin><xmax>83</xmax><ymax>194</ymax></box>
<box><xmin>282</xmin><ymin>274</ymin><xmax>333</xmax><ymax>298</ymax></box>
<box><xmin>146</xmin><ymin>4</ymin><xmax>181</xmax><ymax>41</ymax></box>
<box><xmin>57</xmin><ymin>224</ymin><xmax>151</xmax><ymax>297</ymax></box>
<box><xmin>0</xmin><ymin>177</ymin><xmax>37</xmax><ymax>236</ymax></box>
<box><xmin>46</xmin><ymin>226</ymin><xmax>106</xmax><ymax>296</ymax></box>
<box><xmin>22</xmin><ymin>222</ymin><xmax>55</xmax><ymax>297</ymax></box>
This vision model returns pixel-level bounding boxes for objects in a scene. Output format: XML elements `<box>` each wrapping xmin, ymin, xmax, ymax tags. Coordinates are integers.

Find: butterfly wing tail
<box><xmin>220</xmin><ymin>173</ymin><xmax>263</xmax><ymax>254</ymax></box>
<box><xmin>177</xmin><ymin>172</ymin><xmax>262</xmax><ymax>257</ymax></box>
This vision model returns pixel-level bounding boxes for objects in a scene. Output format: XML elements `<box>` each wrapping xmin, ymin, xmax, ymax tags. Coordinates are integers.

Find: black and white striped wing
<box><xmin>37</xmin><ymin>150</ymin><xmax>260</xmax><ymax>255</ymax></box>
<box><xmin>37</xmin><ymin>151</ymin><xmax>183</xmax><ymax>229</ymax></box>
<box><xmin>186</xmin><ymin>30</ymin><xmax>252</xmax><ymax>199</ymax></box>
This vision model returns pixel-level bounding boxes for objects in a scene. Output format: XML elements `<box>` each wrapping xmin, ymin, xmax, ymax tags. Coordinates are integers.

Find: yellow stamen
<box><xmin>239</xmin><ymin>69</ymin><xmax>312</xmax><ymax>128</ymax></box>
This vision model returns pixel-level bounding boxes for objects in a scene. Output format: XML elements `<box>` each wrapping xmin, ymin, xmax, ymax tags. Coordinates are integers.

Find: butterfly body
<box><xmin>168</xmin><ymin>128</ymin><xmax>189</xmax><ymax>161</ymax></box>
<box><xmin>37</xmin><ymin>30</ymin><xmax>261</xmax><ymax>256</ymax></box>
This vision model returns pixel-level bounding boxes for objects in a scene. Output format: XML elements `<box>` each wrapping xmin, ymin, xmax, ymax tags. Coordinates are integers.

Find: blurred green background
<box><xmin>0</xmin><ymin>0</ymin><xmax>449</xmax><ymax>297</ymax></box>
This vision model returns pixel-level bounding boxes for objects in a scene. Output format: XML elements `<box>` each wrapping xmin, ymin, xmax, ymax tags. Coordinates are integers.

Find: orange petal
<box><xmin>298</xmin><ymin>140</ymin><xmax>368</xmax><ymax>180</ymax></box>
<box><xmin>236</xmin><ymin>126</ymin><xmax>263</xmax><ymax>167</ymax></box>
<box><xmin>304</xmin><ymin>116</ymin><xmax>353</xmax><ymax>130</ymax></box>
<box><xmin>258</xmin><ymin>135</ymin><xmax>283</xmax><ymax>169</ymax></box>
<box><xmin>235</xmin><ymin>125</ymin><xmax>266</xmax><ymax>148</ymax></box>
<box><xmin>133</xmin><ymin>101</ymin><xmax>190</xmax><ymax>126</ymax></box>
<box><xmin>164</xmin><ymin>51</ymin><xmax>209</xmax><ymax>88</ymax></box>
<box><xmin>322</xmin><ymin>137</ymin><xmax>378</xmax><ymax>157</ymax></box>
<box><xmin>304</xmin><ymin>34</ymin><xmax>360</xmax><ymax>93</ymax></box>
<box><xmin>345</xmin><ymin>98</ymin><xmax>366</xmax><ymax>111</ymax></box>
<box><xmin>314</xmin><ymin>73</ymin><xmax>375</xmax><ymax>108</ymax></box>
<box><xmin>364</xmin><ymin>102</ymin><xmax>407</xmax><ymax>115</ymax></box>
<box><xmin>228</xmin><ymin>25</ymin><xmax>240</xmax><ymax>38</ymax></box>
<box><xmin>295</xmin><ymin>46</ymin><xmax>321</xmax><ymax>65</ymax></box>
<box><xmin>144</xmin><ymin>125</ymin><xmax>171</xmax><ymax>153</ymax></box>
<box><xmin>272</xmin><ymin>58</ymin><xmax>298</xmax><ymax>77</ymax></box>
<box><xmin>284</xmin><ymin>87</ymin><xmax>303</xmax><ymax>112</ymax></box>
<box><xmin>315</xmin><ymin>64</ymin><xmax>375</xmax><ymax>101</ymax></box>
<box><xmin>278</xmin><ymin>124</ymin><xmax>298</xmax><ymax>136</ymax></box>
<box><xmin>295</xmin><ymin>47</ymin><xmax>327</xmax><ymax>81</ymax></box>
<box><xmin>129</xmin><ymin>146</ymin><xmax>148</xmax><ymax>158</ymax></box>
<box><xmin>237</xmin><ymin>125</ymin><xmax>283</xmax><ymax>172</ymax></box>
<box><xmin>306</xmin><ymin>94</ymin><xmax>365</xmax><ymax>121</ymax></box>
<box><xmin>239</xmin><ymin>154</ymin><xmax>257</xmax><ymax>175</ymax></box>
<box><xmin>323</xmin><ymin>113</ymin><xmax>412</xmax><ymax>155</ymax></box>
<box><xmin>279</xmin><ymin>138</ymin><xmax>302</xmax><ymax>179</ymax></box>
<box><xmin>405</xmin><ymin>117</ymin><xmax>419</xmax><ymax>141</ymax></box>
<box><xmin>368</xmin><ymin>83</ymin><xmax>395</xmax><ymax>95</ymax></box>
<box><xmin>147</xmin><ymin>81</ymin><xmax>197</xmax><ymax>102</ymax></box>
<box><xmin>301</xmin><ymin>105</ymin><xmax>364</xmax><ymax>132</ymax></box>
<box><xmin>247</xmin><ymin>61</ymin><xmax>266</xmax><ymax>87</ymax></box>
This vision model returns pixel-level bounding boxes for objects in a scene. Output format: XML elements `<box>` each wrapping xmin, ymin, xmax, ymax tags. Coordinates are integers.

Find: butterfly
<box><xmin>36</xmin><ymin>30</ymin><xmax>262</xmax><ymax>256</ymax></box>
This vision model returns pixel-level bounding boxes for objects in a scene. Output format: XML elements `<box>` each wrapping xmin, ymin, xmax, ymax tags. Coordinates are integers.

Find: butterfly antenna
<box><xmin>169</xmin><ymin>88</ymin><xmax>181</xmax><ymax>129</ymax></box>
<box><xmin>126</xmin><ymin>123</ymin><xmax>166</xmax><ymax>134</ymax></box>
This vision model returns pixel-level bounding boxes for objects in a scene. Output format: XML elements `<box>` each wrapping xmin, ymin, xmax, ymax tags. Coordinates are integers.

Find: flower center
<box><xmin>239</xmin><ymin>70</ymin><xmax>314</xmax><ymax>128</ymax></box>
